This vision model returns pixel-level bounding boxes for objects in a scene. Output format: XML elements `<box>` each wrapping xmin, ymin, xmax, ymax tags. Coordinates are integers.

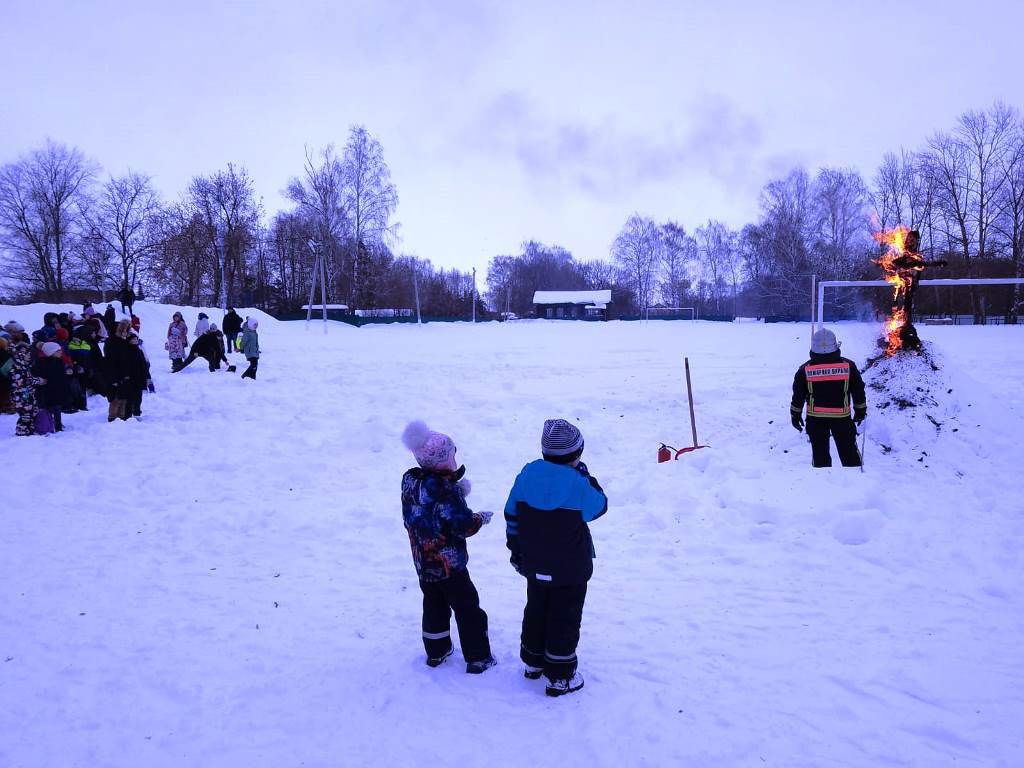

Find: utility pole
<box><xmin>305</xmin><ymin>239</ymin><xmax>327</xmax><ymax>333</ymax></box>
<box><xmin>413</xmin><ymin>260</ymin><xmax>422</xmax><ymax>324</ymax></box>
<box><xmin>471</xmin><ymin>267</ymin><xmax>477</xmax><ymax>323</ymax></box>
<box><xmin>217</xmin><ymin>225</ymin><xmax>228</xmax><ymax>313</ymax></box>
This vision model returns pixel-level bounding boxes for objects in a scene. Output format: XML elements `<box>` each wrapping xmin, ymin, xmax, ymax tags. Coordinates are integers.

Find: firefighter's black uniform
<box><xmin>791</xmin><ymin>349</ymin><xmax>867</xmax><ymax>467</ymax></box>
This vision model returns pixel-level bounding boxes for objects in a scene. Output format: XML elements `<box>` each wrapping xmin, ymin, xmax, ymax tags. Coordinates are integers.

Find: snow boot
<box><xmin>466</xmin><ymin>656</ymin><xmax>497</xmax><ymax>674</ymax></box>
<box><xmin>545</xmin><ymin>673</ymin><xmax>584</xmax><ymax>697</ymax></box>
<box><xmin>425</xmin><ymin>649</ymin><xmax>452</xmax><ymax>668</ymax></box>
<box><xmin>524</xmin><ymin>665</ymin><xmax>543</xmax><ymax>680</ymax></box>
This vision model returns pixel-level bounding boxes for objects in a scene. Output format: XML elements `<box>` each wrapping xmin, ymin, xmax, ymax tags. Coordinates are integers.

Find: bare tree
<box><xmin>0</xmin><ymin>140</ymin><xmax>96</xmax><ymax>299</ymax></box>
<box><xmin>659</xmin><ymin>221</ymin><xmax>696</xmax><ymax>307</ymax></box>
<box><xmin>694</xmin><ymin>219</ymin><xmax>738</xmax><ymax>314</ymax></box>
<box><xmin>188</xmin><ymin>164</ymin><xmax>261</xmax><ymax>308</ymax></box>
<box><xmin>741</xmin><ymin>168</ymin><xmax>815</xmax><ymax>316</ymax></box>
<box><xmin>993</xmin><ymin>115</ymin><xmax>1024</xmax><ymax>321</ymax></box>
<box><xmin>925</xmin><ymin>103</ymin><xmax>1015</xmax><ymax>319</ymax></box>
<box><xmin>150</xmin><ymin>205</ymin><xmax>214</xmax><ymax>305</ymax></box>
<box><xmin>285</xmin><ymin>145</ymin><xmax>349</xmax><ymax>301</ymax></box>
<box><xmin>84</xmin><ymin>171</ymin><xmax>163</xmax><ymax>294</ymax></box>
<box><xmin>811</xmin><ymin>167</ymin><xmax>871</xmax><ymax>280</ymax></box>
<box><xmin>267</xmin><ymin>210</ymin><xmax>317</xmax><ymax>311</ymax></box>
<box><xmin>342</xmin><ymin>126</ymin><xmax>398</xmax><ymax>307</ymax></box>
<box><xmin>612</xmin><ymin>214</ymin><xmax>662</xmax><ymax>314</ymax></box>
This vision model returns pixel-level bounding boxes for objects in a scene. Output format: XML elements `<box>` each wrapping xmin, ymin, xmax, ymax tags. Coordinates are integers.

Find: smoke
<box><xmin>461</xmin><ymin>91</ymin><xmax>788</xmax><ymax>201</ymax></box>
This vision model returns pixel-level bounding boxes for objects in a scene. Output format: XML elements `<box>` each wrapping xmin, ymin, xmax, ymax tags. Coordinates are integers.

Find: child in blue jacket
<box><xmin>504</xmin><ymin>419</ymin><xmax>607</xmax><ymax>697</ymax></box>
<box><xmin>401</xmin><ymin>421</ymin><xmax>496</xmax><ymax>673</ymax></box>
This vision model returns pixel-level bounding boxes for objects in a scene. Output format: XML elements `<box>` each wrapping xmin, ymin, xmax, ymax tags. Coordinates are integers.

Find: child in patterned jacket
<box><xmin>401</xmin><ymin>420</ymin><xmax>496</xmax><ymax>674</ymax></box>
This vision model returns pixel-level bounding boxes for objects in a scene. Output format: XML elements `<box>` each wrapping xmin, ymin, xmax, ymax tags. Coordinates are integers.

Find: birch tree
<box><xmin>286</xmin><ymin>144</ymin><xmax>349</xmax><ymax>301</ymax></box>
<box><xmin>611</xmin><ymin>214</ymin><xmax>662</xmax><ymax>314</ymax></box>
<box><xmin>341</xmin><ymin>126</ymin><xmax>398</xmax><ymax>308</ymax></box>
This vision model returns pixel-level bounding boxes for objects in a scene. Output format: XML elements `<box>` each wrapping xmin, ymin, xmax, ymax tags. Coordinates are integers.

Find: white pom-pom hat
<box><xmin>402</xmin><ymin>420</ymin><xmax>458</xmax><ymax>472</ymax></box>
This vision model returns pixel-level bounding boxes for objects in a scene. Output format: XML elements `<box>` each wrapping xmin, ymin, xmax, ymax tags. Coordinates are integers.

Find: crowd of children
<box><xmin>0</xmin><ymin>303</ymin><xmax>263</xmax><ymax>436</ymax></box>
<box><xmin>0</xmin><ymin>304</ymin><xmax>152</xmax><ymax>435</ymax></box>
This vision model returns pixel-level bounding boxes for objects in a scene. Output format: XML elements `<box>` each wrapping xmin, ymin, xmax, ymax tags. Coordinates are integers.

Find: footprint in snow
<box><xmin>832</xmin><ymin>510</ymin><xmax>883</xmax><ymax>545</ymax></box>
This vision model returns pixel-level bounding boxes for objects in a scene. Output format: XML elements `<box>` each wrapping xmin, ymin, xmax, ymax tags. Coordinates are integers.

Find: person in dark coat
<box><xmin>82</xmin><ymin>319</ymin><xmax>107</xmax><ymax>396</ymax></box>
<box><xmin>119</xmin><ymin>284</ymin><xmax>136</xmax><ymax>316</ymax></box>
<box><xmin>790</xmin><ymin>327</ymin><xmax>868</xmax><ymax>467</ymax></box>
<box><xmin>123</xmin><ymin>332</ymin><xmax>151</xmax><ymax>418</ymax></box>
<box><xmin>34</xmin><ymin>341</ymin><xmax>73</xmax><ymax>431</ymax></box>
<box><xmin>67</xmin><ymin>327</ymin><xmax>94</xmax><ymax>410</ymax></box>
<box><xmin>0</xmin><ymin>334</ymin><xmax>15</xmax><ymax>414</ymax></box>
<box><xmin>103</xmin><ymin>305</ymin><xmax>118</xmax><ymax>336</ymax></box>
<box><xmin>36</xmin><ymin>312</ymin><xmax>59</xmax><ymax>342</ymax></box>
<box><xmin>222</xmin><ymin>307</ymin><xmax>243</xmax><ymax>353</ymax></box>
<box><xmin>103</xmin><ymin>320</ymin><xmax>134</xmax><ymax>422</ymax></box>
<box><xmin>176</xmin><ymin>324</ymin><xmax>230</xmax><ymax>372</ymax></box>
<box><xmin>503</xmin><ymin>419</ymin><xmax>607</xmax><ymax>697</ymax></box>
<box><xmin>401</xmin><ymin>421</ymin><xmax>496</xmax><ymax>674</ymax></box>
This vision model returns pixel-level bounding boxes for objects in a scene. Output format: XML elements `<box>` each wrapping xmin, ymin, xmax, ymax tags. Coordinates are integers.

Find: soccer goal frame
<box><xmin>644</xmin><ymin>306</ymin><xmax>697</xmax><ymax>320</ymax></box>
<box><xmin>813</xmin><ymin>278</ymin><xmax>1024</xmax><ymax>332</ymax></box>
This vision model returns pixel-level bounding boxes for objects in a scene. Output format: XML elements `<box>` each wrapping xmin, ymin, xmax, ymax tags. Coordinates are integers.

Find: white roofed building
<box><xmin>533</xmin><ymin>289</ymin><xmax>612</xmax><ymax>320</ymax></box>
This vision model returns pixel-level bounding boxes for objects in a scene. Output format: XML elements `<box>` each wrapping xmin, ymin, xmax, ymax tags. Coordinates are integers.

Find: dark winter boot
<box><xmin>466</xmin><ymin>656</ymin><xmax>497</xmax><ymax>674</ymax></box>
<box><xmin>545</xmin><ymin>672</ymin><xmax>584</xmax><ymax>697</ymax></box>
<box><xmin>425</xmin><ymin>649</ymin><xmax>453</xmax><ymax>668</ymax></box>
<box><xmin>524</xmin><ymin>665</ymin><xmax>543</xmax><ymax>680</ymax></box>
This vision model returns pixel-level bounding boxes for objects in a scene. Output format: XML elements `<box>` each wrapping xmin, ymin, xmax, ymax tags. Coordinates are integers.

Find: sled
<box><xmin>658</xmin><ymin>357</ymin><xmax>709</xmax><ymax>462</ymax></box>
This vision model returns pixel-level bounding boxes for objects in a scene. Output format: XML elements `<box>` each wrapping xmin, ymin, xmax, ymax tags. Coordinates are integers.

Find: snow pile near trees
<box><xmin>1</xmin><ymin>307</ymin><xmax>1022</xmax><ymax>767</ymax></box>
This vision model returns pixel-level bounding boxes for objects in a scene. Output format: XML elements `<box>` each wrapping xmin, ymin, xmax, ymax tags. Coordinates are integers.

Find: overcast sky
<box><xmin>2</xmin><ymin>0</ymin><xmax>1021</xmax><ymax>277</ymax></box>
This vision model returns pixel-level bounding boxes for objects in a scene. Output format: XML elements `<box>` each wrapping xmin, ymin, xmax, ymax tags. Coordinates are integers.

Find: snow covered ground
<box><xmin>1</xmin><ymin>302</ymin><xmax>1022</xmax><ymax>767</ymax></box>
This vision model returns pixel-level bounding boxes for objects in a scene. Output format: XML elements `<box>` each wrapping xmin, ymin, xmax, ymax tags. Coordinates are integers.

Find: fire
<box><xmin>873</xmin><ymin>225</ymin><xmax>923</xmax><ymax>354</ymax></box>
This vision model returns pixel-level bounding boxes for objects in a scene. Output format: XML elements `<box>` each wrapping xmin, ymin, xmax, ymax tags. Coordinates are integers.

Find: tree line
<box><xmin>3</xmin><ymin>103</ymin><xmax>1022</xmax><ymax>322</ymax></box>
<box><xmin>485</xmin><ymin>102</ymin><xmax>1024</xmax><ymax>323</ymax></box>
<box><xmin>0</xmin><ymin>126</ymin><xmax>479</xmax><ymax>316</ymax></box>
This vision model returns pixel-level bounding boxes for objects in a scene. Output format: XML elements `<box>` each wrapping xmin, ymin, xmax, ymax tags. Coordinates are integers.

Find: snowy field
<box><xmin>1</xmin><ymin>302</ymin><xmax>1022</xmax><ymax>768</ymax></box>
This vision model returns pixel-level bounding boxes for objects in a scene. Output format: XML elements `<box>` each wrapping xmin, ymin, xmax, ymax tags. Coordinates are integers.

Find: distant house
<box><xmin>301</xmin><ymin>303</ymin><xmax>349</xmax><ymax>312</ymax></box>
<box><xmin>300</xmin><ymin>303</ymin><xmax>350</xmax><ymax>321</ymax></box>
<box><xmin>533</xmin><ymin>289</ymin><xmax>612</xmax><ymax>320</ymax></box>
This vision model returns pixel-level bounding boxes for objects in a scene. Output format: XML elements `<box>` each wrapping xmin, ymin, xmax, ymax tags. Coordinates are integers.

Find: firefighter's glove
<box><xmin>853</xmin><ymin>411</ymin><xmax>866</xmax><ymax>426</ymax></box>
<box><xmin>476</xmin><ymin>510</ymin><xmax>493</xmax><ymax>525</ymax></box>
<box><xmin>791</xmin><ymin>413</ymin><xmax>804</xmax><ymax>432</ymax></box>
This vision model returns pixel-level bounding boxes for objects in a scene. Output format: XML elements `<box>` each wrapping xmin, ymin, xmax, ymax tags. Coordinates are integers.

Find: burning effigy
<box><xmin>872</xmin><ymin>226</ymin><xmax>947</xmax><ymax>354</ymax></box>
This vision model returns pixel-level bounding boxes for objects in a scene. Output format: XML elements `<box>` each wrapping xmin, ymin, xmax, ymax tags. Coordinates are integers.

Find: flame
<box><xmin>873</xmin><ymin>226</ymin><xmax>921</xmax><ymax>354</ymax></box>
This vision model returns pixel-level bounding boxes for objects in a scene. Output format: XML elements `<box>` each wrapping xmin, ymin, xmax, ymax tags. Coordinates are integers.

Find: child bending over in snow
<box><xmin>400</xmin><ymin>421</ymin><xmax>496</xmax><ymax>674</ymax></box>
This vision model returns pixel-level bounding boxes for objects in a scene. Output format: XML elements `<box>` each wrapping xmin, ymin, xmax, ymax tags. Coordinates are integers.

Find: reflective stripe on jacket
<box><xmin>791</xmin><ymin>352</ymin><xmax>867</xmax><ymax>420</ymax></box>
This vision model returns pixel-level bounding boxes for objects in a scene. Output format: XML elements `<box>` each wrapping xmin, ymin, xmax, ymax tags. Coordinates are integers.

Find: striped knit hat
<box><xmin>541</xmin><ymin>419</ymin><xmax>584</xmax><ymax>458</ymax></box>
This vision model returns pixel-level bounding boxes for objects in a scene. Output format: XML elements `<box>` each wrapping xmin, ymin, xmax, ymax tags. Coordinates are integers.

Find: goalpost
<box><xmin>644</xmin><ymin>307</ymin><xmax>697</xmax><ymax>320</ymax></box>
<box><xmin>813</xmin><ymin>278</ymin><xmax>1024</xmax><ymax>331</ymax></box>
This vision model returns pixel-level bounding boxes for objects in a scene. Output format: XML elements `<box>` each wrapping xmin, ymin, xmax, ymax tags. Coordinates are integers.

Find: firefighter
<box><xmin>791</xmin><ymin>328</ymin><xmax>867</xmax><ymax>467</ymax></box>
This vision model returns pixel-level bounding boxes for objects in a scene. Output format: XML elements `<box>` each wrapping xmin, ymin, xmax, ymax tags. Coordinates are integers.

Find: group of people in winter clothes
<box><xmin>1</xmin><ymin>304</ymin><xmax>151</xmax><ymax>435</ymax></box>
<box><xmin>400</xmin><ymin>418</ymin><xmax>607</xmax><ymax>697</ymax></box>
<box><xmin>2</xmin><ymin>303</ymin><xmax>264</xmax><ymax>436</ymax></box>
<box><xmin>166</xmin><ymin>307</ymin><xmax>260</xmax><ymax>380</ymax></box>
